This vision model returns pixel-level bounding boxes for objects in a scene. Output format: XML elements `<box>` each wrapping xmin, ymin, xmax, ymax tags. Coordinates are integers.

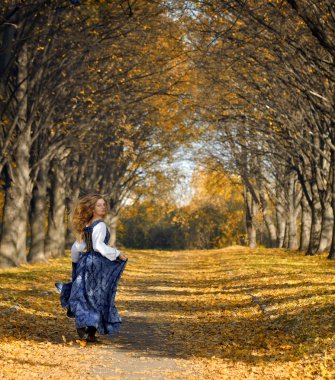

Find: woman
<box><xmin>55</xmin><ymin>193</ymin><xmax>128</xmax><ymax>342</ymax></box>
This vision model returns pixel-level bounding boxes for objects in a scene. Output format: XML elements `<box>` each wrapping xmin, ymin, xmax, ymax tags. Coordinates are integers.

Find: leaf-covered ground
<box><xmin>1</xmin><ymin>247</ymin><xmax>335</xmax><ymax>379</ymax></box>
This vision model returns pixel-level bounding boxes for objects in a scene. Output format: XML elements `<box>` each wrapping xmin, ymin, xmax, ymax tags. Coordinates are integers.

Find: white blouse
<box><xmin>71</xmin><ymin>221</ymin><xmax>121</xmax><ymax>263</ymax></box>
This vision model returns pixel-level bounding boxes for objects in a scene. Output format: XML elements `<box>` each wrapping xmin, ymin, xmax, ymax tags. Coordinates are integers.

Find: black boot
<box><xmin>86</xmin><ymin>326</ymin><xmax>97</xmax><ymax>342</ymax></box>
<box><xmin>77</xmin><ymin>327</ymin><xmax>88</xmax><ymax>339</ymax></box>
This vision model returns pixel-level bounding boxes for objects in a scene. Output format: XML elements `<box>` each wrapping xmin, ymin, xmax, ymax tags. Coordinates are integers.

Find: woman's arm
<box><xmin>92</xmin><ymin>222</ymin><xmax>121</xmax><ymax>261</ymax></box>
<box><xmin>71</xmin><ymin>240</ymin><xmax>86</xmax><ymax>263</ymax></box>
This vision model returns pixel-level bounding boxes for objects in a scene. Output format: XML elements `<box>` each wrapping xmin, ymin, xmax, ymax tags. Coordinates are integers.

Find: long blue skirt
<box><xmin>55</xmin><ymin>251</ymin><xmax>127</xmax><ymax>335</ymax></box>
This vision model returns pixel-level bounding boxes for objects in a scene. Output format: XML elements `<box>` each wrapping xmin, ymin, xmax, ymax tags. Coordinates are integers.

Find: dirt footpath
<box><xmin>87</xmin><ymin>320</ymin><xmax>187</xmax><ymax>379</ymax></box>
<box><xmin>75</xmin><ymin>251</ymin><xmax>203</xmax><ymax>380</ymax></box>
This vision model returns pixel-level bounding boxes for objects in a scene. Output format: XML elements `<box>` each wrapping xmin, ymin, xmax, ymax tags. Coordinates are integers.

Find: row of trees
<box><xmin>0</xmin><ymin>0</ymin><xmax>333</xmax><ymax>266</ymax></box>
<box><xmin>182</xmin><ymin>0</ymin><xmax>335</xmax><ymax>257</ymax></box>
<box><xmin>0</xmin><ymin>1</ymin><xmax>193</xmax><ymax>267</ymax></box>
<box><xmin>119</xmin><ymin>0</ymin><xmax>335</xmax><ymax>257</ymax></box>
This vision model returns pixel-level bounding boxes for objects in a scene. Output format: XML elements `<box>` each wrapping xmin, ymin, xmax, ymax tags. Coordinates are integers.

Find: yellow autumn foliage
<box><xmin>1</xmin><ymin>247</ymin><xmax>335</xmax><ymax>379</ymax></box>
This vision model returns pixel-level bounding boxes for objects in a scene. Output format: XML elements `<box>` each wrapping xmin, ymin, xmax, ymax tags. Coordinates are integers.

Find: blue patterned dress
<box><xmin>55</xmin><ymin>220</ymin><xmax>127</xmax><ymax>335</ymax></box>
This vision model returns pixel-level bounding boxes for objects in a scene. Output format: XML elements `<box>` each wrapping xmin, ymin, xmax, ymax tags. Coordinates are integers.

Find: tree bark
<box><xmin>300</xmin><ymin>194</ymin><xmax>311</xmax><ymax>251</ymax></box>
<box><xmin>65</xmin><ymin>155</ymin><xmax>88</xmax><ymax>247</ymax></box>
<box><xmin>276</xmin><ymin>198</ymin><xmax>286</xmax><ymax>248</ymax></box>
<box><xmin>259</xmin><ymin>191</ymin><xmax>277</xmax><ymax>248</ymax></box>
<box><xmin>328</xmin><ymin>150</ymin><xmax>335</xmax><ymax>259</ymax></box>
<box><xmin>65</xmin><ymin>189</ymin><xmax>80</xmax><ymax>247</ymax></box>
<box><xmin>317</xmin><ymin>202</ymin><xmax>333</xmax><ymax>253</ymax></box>
<box><xmin>283</xmin><ymin>221</ymin><xmax>289</xmax><ymax>249</ymax></box>
<box><xmin>306</xmin><ymin>181</ymin><xmax>322</xmax><ymax>255</ymax></box>
<box><xmin>44</xmin><ymin>154</ymin><xmax>68</xmax><ymax>259</ymax></box>
<box><xmin>0</xmin><ymin>43</ymin><xmax>32</xmax><ymax>268</ymax></box>
<box><xmin>0</xmin><ymin>11</ymin><xmax>17</xmax><ymax>79</ymax></box>
<box><xmin>27</xmin><ymin>160</ymin><xmax>48</xmax><ymax>263</ymax></box>
<box><xmin>104</xmin><ymin>211</ymin><xmax>119</xmax><ymax>246</ymax></box>
<box><xmin>244</xmin><ymin>186</ymin><xmax>257</xmax><ymax>248</ymax></box>
<box><xmin>288</xmin><ymin>172</ymin><xmax>298</xmax><ymax>250</ymax></box>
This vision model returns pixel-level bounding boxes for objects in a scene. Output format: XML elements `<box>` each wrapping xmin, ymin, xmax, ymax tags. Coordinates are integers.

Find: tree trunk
<box><xmin>317</xmin><ymin>202</ymin><xmax>333</xmax><ymax>253</ymax></box>
<box><xmin>0</xmin><ymin>43</ymin><xmax>32</xmax><ymax>268</ymax></box>
<box><xmin>328</xmin><ymin>150</ymin><xmax>335</xmax><ymax>259</ymax></box>
<box><xmin>105</xmin><ymin>211</ymin><xmax>119</xmax><ymax>246</ymax></box>
<box><xmin>283</xmin><ymin>221</ymin><xmax>289</xmax><ymax>248</ymax></box>
<box><xmin>44</xmin><ymin>156</ymin><xmax>67</xmax><ymax>259</ymax></box>
<box><xmin>263</xmin><ymin>210</ymin><xmax>277</xmax><ymax>248</ymax></box>
<box><xmin>276</xmin><ymin>200</ymin><xmax>286</xmax><ymax>248</ymax></box>
<box><xmin>65</xmin><ymin>154</ymin><xmax>88</xmax><ymax>247</ymax></box>
<box><xmin>306</xmin><ymin>181</ymin><xmax>322</xmax><ymax>255</ymax></box>
<box><xmin>244</xmin><ymin>186</ymin><xmax>257</xmax><ymax>248</ymax></box>
<box><xmin>27</xmin><ymin>161</ymin><xmax>48</xmax><ymax>263</ymax></box>
<box><xmin>329</xmin><ymin>205</ymin><xmax>335</xmax><ymax>259</ymax></box>
<box><xmin>65</xmin><ymin>188</ymin><xmax>80</xmax><ymax>247</ymax></box>
<box><xmin>0</xmin><ymin>12</ymin><xmax>17</xmax><ymax>79</ymax></box>
<box><xmin>300</xmin><ymin>194</ymin><xmax>311</xmax><ymax>251</ymax></box>
<box><xmin>288</xmin><ymin>172</ymin><xmax>298</xmax><ymax>250</ymax></box>
<box><xmin>259</xmin><ymin>192</ymin><xmax>277</xmax><ymax>248</ymax></box>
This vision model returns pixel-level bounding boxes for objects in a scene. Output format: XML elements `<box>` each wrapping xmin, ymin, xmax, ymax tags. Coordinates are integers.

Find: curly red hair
<box><xmin>69</xmin><ymin>193</ymin><xmax>109</xmax><ymax>241</ymax></box>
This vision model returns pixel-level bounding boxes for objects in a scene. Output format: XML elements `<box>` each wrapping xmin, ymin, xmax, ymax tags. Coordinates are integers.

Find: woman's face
<box><xmin>93</xmin><ymin>198</ymin><xmax>107</xmax><ymax>218</ymax></box>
